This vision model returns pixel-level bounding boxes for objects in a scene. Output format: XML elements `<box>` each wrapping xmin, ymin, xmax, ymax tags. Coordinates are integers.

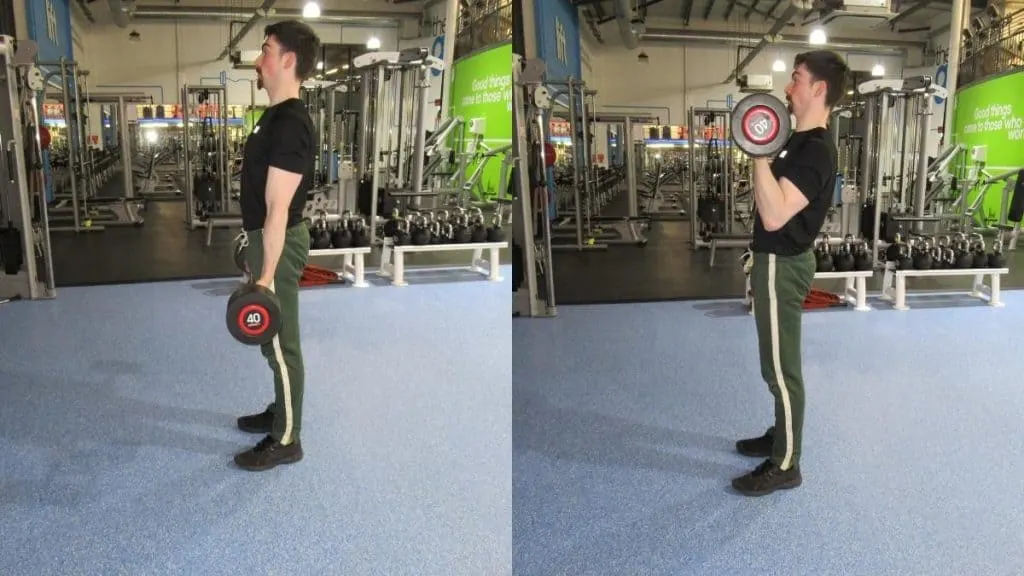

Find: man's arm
<box><xmin>257</xmin><ymin>118</ymin><xmax>312</xmax><ymax>287</ymax></box>
<box><xmin>751</xmin><ymin>140</ymin><xmax>833</xmax><ymax>231</ymax></box>
<box><xmin>258</xmin><ymin>168</ymin><xmax>303</xmax><ymax>286</ymax></box>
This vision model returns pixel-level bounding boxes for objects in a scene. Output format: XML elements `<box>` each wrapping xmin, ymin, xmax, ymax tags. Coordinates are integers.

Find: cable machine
<box><xmin>181</xmin><ymin>84</ymin><xmax>230</xmax><ymax>231</ymax></box>
<box><xmin>0</xmin><ymin>36</ymin><xmax>56</xmax><ymax>300</ymax></box>
<box><xmin>512</xmin><ymin>55</ymin><xmax>557</xmax><ymax>318</ymax></box>
<box><xmin>352</xmin><ymin>47</ymin><xmax>444</xmax><ymax>244</ymax></box>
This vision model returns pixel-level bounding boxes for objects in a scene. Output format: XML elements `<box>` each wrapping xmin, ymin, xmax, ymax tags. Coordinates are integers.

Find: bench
<box><xmin>708</xmin><ymin>234</ymin><xmax>752</xmax><ymax>267</ymax></box>
<box><xmin>378</xmin><ymin>240</ymin><xmax>507</xmax><ymax>286</ymax></box>
<box><xmin>744</xmin><ymin>269</ymin><xmax>874</xmax><ymax>312</ymax></box>
<box><xmin>880</xmin><ymin>266</ymin><xmax>1008</xmax><ymax>310</ymax></box>
<box><xmin>308</xmin><ymin>246</ymin><xmax>372</xmax><ymax>288</ymax></box>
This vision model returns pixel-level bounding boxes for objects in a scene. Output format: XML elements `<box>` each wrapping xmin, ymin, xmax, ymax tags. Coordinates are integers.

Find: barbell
<box><xmin>729</xmin><ymin>93</ymin><xmax>792</xmax><ymax>158</ymax></box>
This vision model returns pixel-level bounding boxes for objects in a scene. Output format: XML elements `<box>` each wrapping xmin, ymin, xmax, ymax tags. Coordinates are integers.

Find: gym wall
<box><xmin>83</xmin><ymin>20</ymin><xmax>401</xmax><ymax>118</ymax></box>
<box><xmin>24</xmin><ymin>0</ymin><xmax>74</xmax><ymax>64</ymax></box>
<box><xmin>534</xmin><ymin>0</ymin><xmax>583</xmax><ymax>85</ymax></box>
<box><xmin>588</xmin><ymin>43</ymin><xmax>905</xmax><ymax>143</ymax></box>
<box><xmin>952</xmin><ymin>69</ymin><xmax>1024</xmax><ymax>222</ymax></box>
<box><xmin>448</xmin><ymin>41</ymin><xmax>513</xmax><ymax>200</ymax></box>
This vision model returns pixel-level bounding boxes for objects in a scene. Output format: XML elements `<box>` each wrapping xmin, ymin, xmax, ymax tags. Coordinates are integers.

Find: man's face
<box><xmin>254</xmin><ymin>35</ymin><xmax>293</xmax><ymax>91</ymax></box>
<box><xmin>783</xmin><ymin>63</ymin><xmax>826</xmax><ymax>116</ymax></box>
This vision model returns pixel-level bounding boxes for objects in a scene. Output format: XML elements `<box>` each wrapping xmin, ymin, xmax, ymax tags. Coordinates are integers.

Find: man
<box><xmin>731</xmin><ymin>50</ymin><xmax>848</xmax><ymax>496</ymax></box>
<box><xmin>234</xmin><ymin>21</ymin><xmax>320</xmax><ymax>471</ymax></box>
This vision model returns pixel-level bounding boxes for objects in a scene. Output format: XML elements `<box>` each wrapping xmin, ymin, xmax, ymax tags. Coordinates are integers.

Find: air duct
<box><xmin>107</xmin><ymin>0</ymin><xmax>134</xmax><ymax>28</ymax></box>
<box><xmin>642</xmin><ymin>28</ymin><xmax>925</xmax><ymax>53</ymax></box>
<box><xmin>614</xmin><ymin>0</ymin><xmax>640</xmax><ymax>50</ymax></box>
<box><xmin>132</xmin><ymin>5</ymin><xmax>417</xmax><ymax>24</ymax></box>
<box><xmin>217</xmin><ymin>0</ymin><xmax>278</xmax><ymax>61</ymax></box>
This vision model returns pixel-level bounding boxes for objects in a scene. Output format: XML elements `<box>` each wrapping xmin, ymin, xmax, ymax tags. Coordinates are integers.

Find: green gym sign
<box><xmin>448</xmin><ymin>42</ymin><xmax>513</xmax><ymax>201</ymax></box>
<box><xmin>952</xmin><ymin>70</ymin><xmax>1024</xmax><ymax>222</ymax></box>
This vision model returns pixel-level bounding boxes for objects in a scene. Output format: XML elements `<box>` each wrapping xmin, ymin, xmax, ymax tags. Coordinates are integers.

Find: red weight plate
<box><xmin>237</xmin><ymin>304</ymin><xmax>269</xmax><ymax>337</ymax></box>
<box><xmin>741</xmin><ymin>105</ymin><xmax>780</xmax><ymax>145</ymax></box>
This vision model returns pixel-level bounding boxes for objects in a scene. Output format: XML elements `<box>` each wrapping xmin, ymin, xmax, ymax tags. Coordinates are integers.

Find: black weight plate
<box><xmin>730</xmin><ymin>93</ymin><xmax>791</xmax><ymax>157</ymax></box>
<box><xmin>226</xmin><ymin>284</ymin><xmax>282</xmax><ymax>346</ymax></box>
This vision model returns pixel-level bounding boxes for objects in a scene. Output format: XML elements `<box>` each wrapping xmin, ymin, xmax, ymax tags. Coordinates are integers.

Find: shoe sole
<box><xmin>235</xmin><ymin>451</ymin><xmax>303</xmax><ymax>472</ymax></box>
<box><xmin>733</xmin><ymin>477</ymin><xmax>802</xmax><ymax>497</ymax></box>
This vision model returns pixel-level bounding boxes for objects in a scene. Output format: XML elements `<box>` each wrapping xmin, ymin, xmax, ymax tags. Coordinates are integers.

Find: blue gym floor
<box><xmin>0</xmin><ymin>269</ymin><xmax>511</xmax><ymax>576</ymax></box>
<box><xmin>514</xmin><ymin>292</ymin><xmax>1024</xmax><ymax>576</ymax></box>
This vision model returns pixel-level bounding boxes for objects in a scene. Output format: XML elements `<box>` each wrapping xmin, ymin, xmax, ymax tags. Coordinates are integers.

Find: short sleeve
<box><xmin>776</xmin><ymin>138</ymin><xmax>835</xmax><ymax>203</ymax></box>
<box><xmin>268</xmin><ymin>113</ymin><xmax>313</xmax><ymax>175</ymax></box>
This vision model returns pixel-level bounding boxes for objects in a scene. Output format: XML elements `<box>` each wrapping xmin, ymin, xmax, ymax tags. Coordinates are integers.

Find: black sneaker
<box><xmin>234</xmin><ymin>435</ymin><xmax>303</xmax><ymax>471</ymax></box>
<box><xmin>731</xmin><ymin>459</ymin><xmax>802</xmax><ymax>497</ymax></box>
<box><xmin>237</xmin><ymin>407</ymin><xmax>274</xmax><ymax>434</ymax></box>
<box><xmin>735</xmin><ymin>427</ymin><xmax>774</xmax><ymax>458</ymax></box>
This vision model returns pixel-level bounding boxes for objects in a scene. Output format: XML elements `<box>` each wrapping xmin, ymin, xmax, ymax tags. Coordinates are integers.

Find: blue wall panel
<box><xmin>534</xmin><ymin>0</ymin><xmax>582</xmax><ymax>83</ymax></box>
<box><xmin>25</xmin><ymin>0</ymin><xmax>75</xmax><ymax>62</ymax></box>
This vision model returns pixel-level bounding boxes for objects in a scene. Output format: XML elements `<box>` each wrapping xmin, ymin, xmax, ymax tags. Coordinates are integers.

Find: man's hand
<box><xmin>255</xmin><ymin>276</ymin><xmax>273</xmax><ymax>289</ymax></box>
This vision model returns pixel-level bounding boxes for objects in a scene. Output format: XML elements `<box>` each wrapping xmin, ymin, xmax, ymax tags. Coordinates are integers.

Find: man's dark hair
<box><xmin>794</xmin><ymin>50</ymin><xmax>849</xmax><ymax>108</ymax></box>
<box><xmin>264</xmin><ymin>21</ymin><xmax>321</xmax><ymax>81</ymax></box>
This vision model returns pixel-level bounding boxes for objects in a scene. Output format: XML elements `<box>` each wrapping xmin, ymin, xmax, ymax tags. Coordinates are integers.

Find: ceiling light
<box><xmin>871</xmin><ymin>64</ymin><xmax>885</xmax><ymax>77</ymax></box>
<box><xmin>809</xmin><ymin>28</ymin><xmax>827</xmax><ymax>45</ymax></box>
<box><xmin>772</xmin><ymin>59</ymin><xmax>786</xmax><ymax>72</ymax></box>
<box><xmin>366</xmin><ymin>36</ymin><xmax>382</xmax><ymax>50</ymax></box>
<box><xmin>303</xmin><ymin>2</ymin><xmax>321</xmax><ymax>19</ymax></box>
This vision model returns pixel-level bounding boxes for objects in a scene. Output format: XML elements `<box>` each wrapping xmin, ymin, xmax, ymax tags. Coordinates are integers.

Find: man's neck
<box><xmin>793</xmin><ymin>107</ymin><xmax>830</xmax><ymax>132</ymax></box>
<box><xmin>267</xmin><ymin>82</ymin><xmax>301</xmax><ymax>106</ymax></box>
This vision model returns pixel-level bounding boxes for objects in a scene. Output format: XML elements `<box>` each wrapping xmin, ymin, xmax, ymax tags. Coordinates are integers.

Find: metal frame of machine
<box><xmin>0</xmin><ymin>36</ymin><xmax>56</xmax><ymax>300</ymax></box>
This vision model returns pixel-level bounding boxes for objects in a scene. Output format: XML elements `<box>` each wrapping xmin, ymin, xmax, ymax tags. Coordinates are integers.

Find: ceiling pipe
<box><xmin>642</xmin><ymin>27</ymin><xmax>925</xmax><ymax>54</ymax></box>
<box><xmin>216</xmin><ymin>0</ymin><xmax>278</xmax><ymax>61</ymax></box>
<box><xmin>614</xmin><ymin>0</ymin><xmax>640</xmax><ymax>49</ymax></box>
<box><xmin>75</xmin><ymin>0</ymin><xmax>96</xmax><ymax>25</ymax></box>
<box><xmin>132</xmin><ymin>5</ymin><xmax>419</xmax><ymax>23</ymax></box>
<box><xmin>107</xmin><ymin>0</ymin><xmax>133</xmax><ymax>28</ymax></box>
<box><xmin>725</xmin><ymin>1</ymin><xmax>803</xmax><ymax>83</ymax></box>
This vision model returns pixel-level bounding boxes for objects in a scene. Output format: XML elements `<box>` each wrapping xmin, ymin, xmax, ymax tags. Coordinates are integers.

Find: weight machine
<box><xmin>0</xmin><ymin>36</ymin><xmax>56</xmax><ymax>300</ymax></box>
<box><xmin>181</xmin><ymin>84</ymin><xmax>232</xmax><ymax>231</ymax></box>
<box><xmin>546</xmin><ymin>79</ymin><xmax>649</xmax><ymax>250</ymax></box>
<box><xmin>857</xmin><ymin>76</ymin><xmax>949</xmax><ymax>267</ymax></box>
<box><xmin>352</xmin><ymin>47</ymin><xmax>445</xmax><ymax>244</ymax></box>
<box><xmin>84</xmin><ymin>93</ymin><xmax>148</xmax><ymax>225</ymax></box>
<box><xmin>688</xmin><ymin>107</ymin><xmax>752</xmax><ymax>253</ymax></box>
<box><xmin>512</xmin><ymin>56</ymin><xmax>557</xmax><ymax>318</ymax></box>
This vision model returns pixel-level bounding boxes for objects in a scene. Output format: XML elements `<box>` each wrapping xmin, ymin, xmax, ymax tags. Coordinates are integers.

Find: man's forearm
<box><xmin>752</xmin><ymin>159</ymin><xmax>787</xmax><ymax>230</ymax></box>
<box><xmin>260</xmin><ymin>208</ymin><xmax>289</xmax><ymax>282</ymax></box>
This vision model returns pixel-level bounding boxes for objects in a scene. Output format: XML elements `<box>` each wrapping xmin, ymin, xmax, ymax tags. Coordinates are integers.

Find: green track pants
<box><xmin>243</xmin><ymin>222</ymin><xmax>310</xmax><ymax>445</ymax></box>
<box><xmin>750</xmin><ymin>250</ymin><xmax>815</xmax><ymax>470</ymax></box>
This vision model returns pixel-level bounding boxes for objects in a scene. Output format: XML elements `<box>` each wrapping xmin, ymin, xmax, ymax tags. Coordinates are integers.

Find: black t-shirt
<box><xmin>752</xmin><ymin>127</ymin><xmax>837</xmax><ymax>255</ymax></box>
<box><xmin>240</xmin><ymin>98</ymin><xmax>315</xmax><ymax>231</ymax></box>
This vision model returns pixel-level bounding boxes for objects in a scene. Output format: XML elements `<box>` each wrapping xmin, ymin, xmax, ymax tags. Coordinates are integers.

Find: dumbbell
<box><xmin>226</xmin><ymin>284</ymin><xmax>281</xmax><ymax>346</ymax></box>
<box><xmin>729</xmin><ymin>93</ymin><xmax>792</xmax><ymax>157</ymax></box>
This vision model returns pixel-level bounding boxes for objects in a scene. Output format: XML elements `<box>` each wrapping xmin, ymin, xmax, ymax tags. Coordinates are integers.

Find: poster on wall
<box><xmin>448</xmin><ymin>42</ymin><xmax>512</xmax><ymax>200</ymax></box>
<box><xmin>952</xmin><ymin>70</ymin><xmax>1024</xmax><ymax>222</ymax></box>
<box><xmin>26</xmin><ymin>0</ymin><xmax>74</xmax><ymax>63</ymax></box>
